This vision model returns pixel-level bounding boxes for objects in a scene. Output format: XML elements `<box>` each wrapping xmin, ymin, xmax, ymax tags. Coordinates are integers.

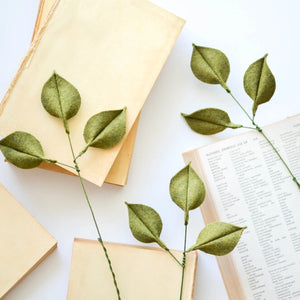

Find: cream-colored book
<box><xmin>183</xmin><ymin>115</ymin><xmax>300</xmax><ymax>300</ymax></box>
<box><xmin>0</xmin><ymin>184</ymin><xmax>57</xmax><ymax>299</ymax></box>
<box><xmin>32</xmin><ymin>0</ymin><xmax>140</xmax><ymax>187</ymax></box>
<box><xmin>0</xmin><ymin>0</ymin><xmax>184</xmax><ymax>187</ymax></box>
<box><xmin>67</xmin><ymin>238</ymin><xmax>197</xmax><ymax>300</ymax></box>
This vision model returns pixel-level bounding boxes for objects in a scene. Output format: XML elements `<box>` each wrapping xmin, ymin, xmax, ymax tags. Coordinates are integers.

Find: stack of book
<box><xmin>0</xmin><ymin>0</ymin><xmax>185</xmax><ymax>187</ymax></box>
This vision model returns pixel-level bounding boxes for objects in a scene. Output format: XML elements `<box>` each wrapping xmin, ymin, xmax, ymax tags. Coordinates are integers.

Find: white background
<box><xmin>1</xmin><ymin>0</ymin><xmax>300</xmax><ymax>299</ymax></box>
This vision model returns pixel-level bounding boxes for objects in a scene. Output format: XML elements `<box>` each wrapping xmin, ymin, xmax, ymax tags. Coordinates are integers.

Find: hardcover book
<box><xmin>0</xmin><ymin>184</ymin><xmax>57</xmax><ymax>298</ymax></box>
<box><xmin>67</xmin><ymin>238</ymin><xmax>198</xmax><ymax>300</ymax></box>
<box><xmin>183</xmin><ymin>115</ymin><xmax>300</xmax><ymax>299</ymax></box>
<box><xmin>0</xmin><ymin>0</ymin><xmax>184</xmax><ymax>187</ymax></box>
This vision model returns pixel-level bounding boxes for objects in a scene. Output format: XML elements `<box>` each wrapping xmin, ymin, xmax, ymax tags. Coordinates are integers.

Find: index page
<box><xmin>194</xmin><ymin>115</ymin><xmax>300</xmax><ymax>299</ymax></box>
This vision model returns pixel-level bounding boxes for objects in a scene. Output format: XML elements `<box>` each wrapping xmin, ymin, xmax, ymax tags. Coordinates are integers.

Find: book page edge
<box><xmin>183</xmin><ymin>149</ymin><xmax>245</xmax><ymax>300</ymax></box>
<box><xmin>0</xmin><ymin>0</ymin><xmax>61</xmax><ymax>116</ymax></box>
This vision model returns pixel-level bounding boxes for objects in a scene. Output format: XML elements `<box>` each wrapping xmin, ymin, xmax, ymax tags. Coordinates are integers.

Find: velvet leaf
<box><xmin>182</xmin><ymin>108</ymin><xmax>242</xmax><ymax>135</ymax></box>
<box><xmin>191</xmin><ymin>45</ymin><xmax>230</xmax><ymax>91</ymax></box>
<box><xmin>188</xmin><ymin>222</ymin><xmax>246</xmax><ymax>255</ymax></box>
<box><xmin>41</xmin><ymin>72</ymin><xmax>81</xmax><ymax>120</ymax></box>
<box><xmin>83</xmin><ymin>108</ymin><xmax>126</xmax><ymax>149</ymax></box>
<box><xmin>169</xmin><ymin>164</ymin><xmax>205</xmax><ymax>224</ymax></box>
<box><xmin>0</xmin><ymin>131</ymin><xmax>45</xmax><ymax>169</ymax></box>
<box><xmin>243</xmin><ymin>54</ymin><xmax>276</xmax><ymax>117</ymax></box>
<box><xmin>126</xmin><ymin>202</ymin><xmax>166</xmax><ymax>249</ymax></box>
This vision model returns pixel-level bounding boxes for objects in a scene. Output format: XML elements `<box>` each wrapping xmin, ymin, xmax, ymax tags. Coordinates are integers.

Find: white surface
<box><xmin>0</xmin><ymin>1</ymin><xmax>299</xmax><ymax>299</ymax></box>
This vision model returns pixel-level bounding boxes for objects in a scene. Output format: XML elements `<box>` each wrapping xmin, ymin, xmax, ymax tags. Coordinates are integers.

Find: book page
<box><xmin>193</xmin><ymin>115</ymin><xmax>300</xmax><ymax>299</ymax></box>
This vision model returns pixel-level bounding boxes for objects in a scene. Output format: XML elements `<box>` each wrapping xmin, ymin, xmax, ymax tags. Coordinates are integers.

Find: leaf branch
<box><xmin>179</xmin><ymin>224</ymin><xmax>188</xmax><ymax>300</ymax></box>
<box><xmin>66</xmin><ymin>130</ymin><xmax>122</xmax><ymax>300</ymax></box>
<box><xmin>226</xmin><ymin>89</ymin><xmax>300</xmax><ymax>190</ymax></box>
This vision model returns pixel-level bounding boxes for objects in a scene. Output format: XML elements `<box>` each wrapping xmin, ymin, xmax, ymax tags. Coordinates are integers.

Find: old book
<box><xmin>32</xmin><ymin>0</ymin><xmax>140</xmax><ymax>186</ymax></box>
<box><xmin>67</xmin><ymin>238</ymin><xmax>197</xmax><ymax>300</ymax></box>
<box><xmin>0</xmin><ymin>0</ymin><xmax>184</xmax><ymax>187</ymax></box>
<box><xmin>0</xmin><ymin>184</ymin><xmax>57</xmax><ymax>298</ymax></box>
<box><xmin>183</xmin><ymin>115</ymin><xmax>300</xmax><ymax>300</ymax></box>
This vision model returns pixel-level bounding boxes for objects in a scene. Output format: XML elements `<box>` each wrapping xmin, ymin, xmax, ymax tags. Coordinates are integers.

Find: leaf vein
<box><xmin>0</xmin><ymin>144</ymin><xmax>43</xmax><ymax>160</ymax></box>
<box><xmin>197</xmin><ymin>227</ymin><xmax>244</xmax><ymax>248</ymax></box>
<box><xmin>90</xmin><ymin>110</ymin><xmax>123</xmax><ymax>145</ymax></box>
<box><xmin>130</xmin><ymin>207</ymin><xmax>160</xmax><ymax>242</ymax></box>
<box><xmin>195</xmin><ymin>47</ymin><xmax>224</xmax><ymax>86</ymax></box>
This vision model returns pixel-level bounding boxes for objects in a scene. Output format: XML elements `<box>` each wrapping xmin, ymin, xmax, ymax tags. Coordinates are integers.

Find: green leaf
<box><xmin>41</xmin><ymin>72</ymin><xmax>81</xmax><ymax>120</ymax></box>
<box><xmin>0</xmin><ymin>131</ymin><xmax>45</xmax><ymax>169</ymax></box>
<box><xmin>191</xmin><ymin>44</ymin><xmax>230</xmax><ymax>92</ymax></box>
<box><xmin>188</xmin><ymin>222</ymin><xmax>246</xmax><ymax>256</ymax></box>
<box><xmin>125</xmin><ymin>202</ymin><xmax>167</xmax><ymax>249</ymax></box>
<box><xmin>243</xmin><ymin>54</ymin><xmax>276</xmax><ymax>117</ymax></box>
<box><xmin>83</xmin><ymin>108</ymin><xmax>126</xmax><ymax>149</ymax></box>
<box><xmin>182</xmin><ymin>108</ymin><xmax>242</xmax><ymax>135</ymax></box>
<box><xmin>169</xmin><ymin>164</ymin><xmax>206</xmax><ymax>224</ymax></box>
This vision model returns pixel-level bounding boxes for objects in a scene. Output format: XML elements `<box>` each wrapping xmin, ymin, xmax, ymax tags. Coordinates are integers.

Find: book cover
<box><xmin>67</xmin><ymin>238</ymin><xmax>197</xmax><ymax>300</ymax></box>
<box><xmin>0</xmin><ymin>0</ymin><xmax>185</xmax><ymax>187</ymax></box>
<box><xmin>183</xmin><ymin>115</ymin><xmax>300</xmax><ymax>299</ymax></box>
<box><xmin>0</xmin><ymin>184</ymin><xmax>57</xmax><ymax>298</ymax></box>
<box><xmin>32</xmin><ymin>0</ymin><xmax>140</xmax><ymax>186</ymax></box>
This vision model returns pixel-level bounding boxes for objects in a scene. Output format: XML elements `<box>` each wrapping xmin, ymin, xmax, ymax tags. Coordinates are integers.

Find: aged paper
<box><xmin>67</xmin><ymin>238</ymin><xmax>197</xmax><ymax>300</ymax></box>
<box><xmin>0</xmin><ymin>184</ymin><xmax>57</xmax><ymax>298</ymax></box>
<box><xmin>184</xmin><ymin>115</ymin><xmax>300</xmax><ymax>299</ymax></box>
<box><xmin>33</xmin><ymin>0</ymin><xmax>140</xmax><ymax>186</ymax></box>
<box><xmin>0</xmin><ymin>0</ymin><xmax>184</xmax><ymax>186</ymax></box>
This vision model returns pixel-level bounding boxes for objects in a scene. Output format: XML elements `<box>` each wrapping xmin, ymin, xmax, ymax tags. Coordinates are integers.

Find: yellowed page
<box><xmin>0</xmin><ymin>0</ymin><xmax>185</xmax><ymax>186</ymax></box>
<box><xmin>67</xmin><ymin>238</ymin><xmax>197</xmax><ymax>300</ymax></box>
<box><xmin>0</xmin><ymin>184</ymin><xmax>57</xmax><ymax>298</ymax></box>
<box><xmin>183</xmin><ymin>115</ymin><xmax>300</xmax><ymax>300</ymax></box>
<box><xmin>183</xmin><ymin>149</ymin><xmax>244</xmax><ymax>300</ymax></box>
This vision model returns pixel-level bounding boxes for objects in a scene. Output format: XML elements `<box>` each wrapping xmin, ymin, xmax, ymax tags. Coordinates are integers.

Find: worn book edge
<box><xmin>183</xmin><ymin>149</ymin><xmax>244</xmax><ymax>300</ymax></box>
<box><xmin>182</xmin><ymin>114</ymin><xmax>300</xmax><ymax>300</ymax></box>
<box><xmin>0</xmin><ymin>0</ymin><xmax>185</xmax><ymax>187</ymax></box>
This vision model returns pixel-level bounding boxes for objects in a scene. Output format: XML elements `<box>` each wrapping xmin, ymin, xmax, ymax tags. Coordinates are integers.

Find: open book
<box><xmin>67</xmin><ymin>238</ymin><xmax>197</xmax><ymax>299</ymax></box>
<box><xmin>32</xmin><ymin>0</ymin><xmax>140</xmax><ymax>186</ymax></box>
<box><xmin>183</xmin><ymin>115</ymin><xmax>300</xmax><ymax>300</ymax></box>
<box><xmin>0</xmin><ymin>0</ymin><xmax>184</xmax><ymax>187</ymax></box>
<box><xmin>0</xmin><ymin>184</ymin><xmax>57</xmax><ymax>298</ymax></box>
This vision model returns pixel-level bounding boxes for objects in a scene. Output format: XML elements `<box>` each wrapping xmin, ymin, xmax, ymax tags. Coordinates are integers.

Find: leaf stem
<box><xmin>179</xmin><ymin>224</ymin><xmax>188</xmax><ymax>300</ymax></box>
<box><xmin>165</xmin><ymin>249</ymin><xmax>183</xmax><ymax>267</ymax></box>
<box><xmin>53</xmin><ymin>71</ymin><xmax>121</xmax><ymax>299</ymax></box>
<box><xmin>55</xmin><ymin>161</ymin><xmax>77</xmax><ymax>170</ymax></box>
<box><xmin>42</xmin><ymin>158</ymin><xmax>76</xmax><ymax>170</ymax></box>
<box><xmin>53</xmin><ymin>72</ymin><xmax>69</xmax><ymax>134</ymax></box>
<box><xmin>226</xmin><ymin>89</ymin><xmax>300</xmax><ymax>189</ymax></box>
<box><xmin>241</xmin><ymin>125</ymin><xmax>257</xmax><ymax>130</ymax></box>
<box><xmin>66</xmin><ymin>132</ymin><xmax>122</xmax><ymax>300</ymax></box>
<box><xmin>75</xmin><ymin>144</ymin><xmax>89</xmax><ymax>160</ymax></box>
<box><xmin>227</xmin><ymin>91</ymin><xmax>253</xmax><ymax>123</ymax></box>
<box><xmin>259</xmin><ymin>130</ymin><xmax>300</xmax><ymax>189</ymax></box>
